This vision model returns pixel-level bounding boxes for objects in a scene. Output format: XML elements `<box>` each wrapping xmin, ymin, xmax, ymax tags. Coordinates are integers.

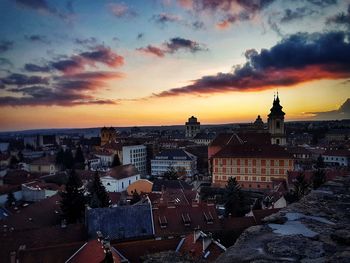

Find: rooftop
<box><xmin>104</xmin><ymin>164</ymin><xmax>139</xmax><ymax>180</ymax></box>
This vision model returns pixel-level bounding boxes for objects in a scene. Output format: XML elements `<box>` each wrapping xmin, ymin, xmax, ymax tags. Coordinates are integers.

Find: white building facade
<box><xmin>101</xmin><ymin>164</ymin><xmax>140</xmax><ymax>192</ymax></box>
<box><xmin>151</xmin><ymin>149</ymin><xmax>197</xmax><ymax>177</ymax></box>
<box><xmin>122</xmin><ymin>145</ymin><xmax>147</xmax><ymax>176</ymax></box>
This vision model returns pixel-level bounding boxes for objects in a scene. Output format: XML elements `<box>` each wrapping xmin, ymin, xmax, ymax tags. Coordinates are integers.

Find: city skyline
<box><xmin>1</xmin><ymin>0</ymin><xmax>350</xmax><ymax>131</ymax></box>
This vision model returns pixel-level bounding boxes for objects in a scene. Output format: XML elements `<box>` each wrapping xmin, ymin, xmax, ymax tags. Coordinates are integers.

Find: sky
<box><xmin>0</xmin><ymin>0</ymin><xmax>349</xmax><ymax>131</ymax></box>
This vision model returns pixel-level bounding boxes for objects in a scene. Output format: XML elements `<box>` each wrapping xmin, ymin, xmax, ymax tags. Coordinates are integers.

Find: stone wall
<box><xmin>216</xmin><ymin>176</ymin><xmax>350</xmax><ymax>262</ymax></box>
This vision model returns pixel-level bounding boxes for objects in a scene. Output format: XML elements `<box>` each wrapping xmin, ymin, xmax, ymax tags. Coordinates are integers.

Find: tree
<box><xmin>60</xmin><ymin>170</ymin><xmax>86</xmax><ymax>223</ymax></box>
<box><xmin>74</xmin><ymin>146</ymin><xmax>85</xmax><ymax>164</ymax></box>
<box><xmin>111</xmin><ymin>154</ymin><xmax>121</xmax><ymax>167</ymax></box>
<box><xmin>88</xmin><ymin>172</ymin><xmax>110</xmax><ymax>208</ymax></box>
<box><xmin>293</xmin><ymin>173</ymin><xmax>310</xmax><ymax>201</ymax></box>
<box><xmin>6</xmin><ymin>191</ymin><xmax>16</xmax><ymax>207</ymax></box>
<box><xmin>224</xmin><ymin>177</ymin><xmax>249</xmax><ymax>217</ymax></box>
<box><xmin>176</xmin><ymin>167</ymin><xmax>187</xmax><ymax>178</ymax></box>
<box><xmin>163</xmin><ymin>165</ymin><xmax>178</xmax><ymax>180</ymax></box>
<box><xmin>316</xmin><ymin>155</ymin><xmax>325</xmax><ymax>169</ymax></box>
<box><xmin>313</xmin><ymin>169</ymin><xmax>326</xmax><ymax>189</ymax></box>
<box><xmin>63</xmin><ymin>149</ymin><xmax>74</xmax><ymax>169</ymax></box>
<box><xmin>9</xmin><ymin>156</ymin><xmax>19</xmax><ymax>168</ymax></box>
<box><xmin>130</xmin><ymin>190</ymin><xmax>141</xmax><ymax>205</ymax></box>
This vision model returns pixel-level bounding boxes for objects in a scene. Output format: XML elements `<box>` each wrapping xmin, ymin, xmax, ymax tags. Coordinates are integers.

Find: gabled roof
<box><xmin>323</xmin><ymin>149</ymin><xmax>350</xmax><ymax>157</ymax></box>
<box><xmin>86</xmin><ymin>203</ymin><xmax>154</xmax><ymax>240</ymax></box>
<box><xmin>66</xmin><ymin>240</ymin><xmax>123</xmax><ymax>263</ymax></box>
<box><xmin>104</xmin><ymin>164</ymin><xmax>139</xmax><ymax>180</ymax></box>
<box><xmin>213</xmin><ymin>144</ymin><xmax>292</xmax><ymax>159</ymax></box>
<box><xmin>152</xmin><ymin>179</ymin><xmax>192</xmax><ymax>192</ymax></box>
<box><xmin>152</xmin><ymin>203</ymin><xmax>222</xmax><ymax>237</ymax></box>
<box><xmin>154</xmin><ymin>149</ymin><xmax>196</xmax><ymax>161</ymax></box>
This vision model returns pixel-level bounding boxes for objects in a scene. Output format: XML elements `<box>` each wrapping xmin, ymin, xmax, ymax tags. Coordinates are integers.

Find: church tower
<box><xmin>268</xmin><ymin>93</ymin><xmax>286</xmax><ymax>145</ymax></box>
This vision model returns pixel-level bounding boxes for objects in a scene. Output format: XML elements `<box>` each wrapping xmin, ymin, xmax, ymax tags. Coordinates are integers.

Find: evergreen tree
<box><xmin>6</xmin><ymin>191</ymin><xmax>16</xmax><ymax>207</ymax></box>
<box><xmin>60</xmin><ymin>170</ymin><xmax>86</xmax><ymax>223</ymax></box>
<box><xmin>17</xmin><ymin>151</ymin><xmax>24</xmax><ymax>162</ymax></box>
<box><xmin>130</xmin><ymin>190</ymin><xmax>141</xmax><ymax>205</ymax></box>
<box><xmin>74</xmin><ymin>146</ymin><xmax>85</xmax><ymax>164</ymax></box>
<box><xmin>224</xmin><ymin>177</ymin><xmax>248</xmax><ymax>217</ymax></box>
<box><xmin>316</xmin><ymin>155</ymin><xmax>325</xmax><ymax>169</ymax></box>
<box><xmin>89</xmin><ymin>172</ymin><xmax>110</xmax><ymax>208</ymax></box>
<box><xmin>9</xmin><ymin>156</ymin><xmax>19</xmax><ymax>168</ymax></box>
<box><xmin>293</xmin><ymin>173</ymin><xmax>310</xmax><ymax>201</ymax></box>
<box><xmin>63</xmin><ymin>149</ymin><xmax>75</xmax><ymax>169</ymax></box>
<box><xmin>56</xmin><ymin>148</ymin><xmax>65</xmax><ymax>167</ymax></box>
<box><xmin>111</xmin><ymin>154</ymin><xmax>121</xmax><ymax>167</ymax></box>
<box><xmin>163</xmin><ymin>165</ymin><xmax>178</xmax><ymax>180</ymax></box>
<box><xmin>313</xmin><ymin>169</ymin><xmax>326</xmax><ymax>189</ymax></box>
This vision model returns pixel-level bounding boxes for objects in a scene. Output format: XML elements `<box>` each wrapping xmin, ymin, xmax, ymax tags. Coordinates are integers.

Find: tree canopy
<box><xmin>89</xmin><ymin>172</ymin><xmax>110</xmax><ymax>208</ymax></box>
<box><xmin>60</xmin><ymin>170</ymin><xmax>86</xmax><ymax>223</ymax></box>
<box><xmin>224</xmin><ymin>177</ymin><xmax>249</xmax><ymax>217</ymax></box>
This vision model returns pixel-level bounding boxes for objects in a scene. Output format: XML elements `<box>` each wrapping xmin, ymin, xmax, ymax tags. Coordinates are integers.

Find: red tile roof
<box><xmin>113</xmin><ymin>238</ymin><xmax>181</xmax><ymax>263</ymax></box>
<box><xmin>66</xmin><ymin>239</ymin><xmax>123</xmax><ymax>263</ymax></box>
<box><xmin>105</xmin><ymin>164</ymin><xmax>139</xmax><ymax>180</ymax></box>
<box><xmin>152</xmin><ymin>203</ymin><xmax>222</xmax><ymax>237</ymax></box>
<box><xmin>213</xmin><ymin>144</ymin><xmax>292</xmax><ymax>159</ymax></box>
<box><xmin>323</xmin><ymin>149</ymin><xmax>350</xmax><ymax>157</ymax></box>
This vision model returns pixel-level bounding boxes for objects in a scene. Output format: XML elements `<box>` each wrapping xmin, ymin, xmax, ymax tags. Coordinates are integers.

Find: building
<box><xmin>126</xmin><ymin>179</ymin><xmax>153</xmax><ymax>195</ymax></box>
<box><xmin>21</xmin><ymin>181</ymin><xmax>59</xmax><ymax>202</ymax></box>
<box><xmin>100</xmin><ymin>127</ymin><xmax>117</xmax><ymax>146</ymax></box>
<box><xmin>101</xmin><ymin>164</ymin><xmax>140</xmax><ymax>192</ymax></box>
<box><xmin>85</xmin><ymin>203</ymin><xmax>154</xmax><ymax>240</ymax></box>
<box><xmin>322</xmin><ymin>150</ymin><xmax>350</xmax><ymax>166</ymax></box>
<box><xmin>268</xmin><ymin>94</ymin><xmax>286</xmax><ymax>145</ymax></box>
<box><xmin>185</xmin><ymin>116</ymin><xmax>200</xmax><ymax>138</ymax></box>
<box><xmin>94</xmin><ymin>151</ymin><xmax>114</xmax><ymax>167</ymax></box>
<box><xmin>151</xmin><ymin>149</ymin><xmax>197</xmax><ymax>177</ymax></box>
<box><xmin>29</xmin><ymin>155</ymin><xmax>58</xmax><ymax>175</ymax></box>
<box><xmin>212</xmin><ymin>144</ymin><xmax>294</xmax><ymax>190</ymax></box>
<box><xmin>192</xmin><ymin>132</ymin><xmax>216</xmax><ymax>146</ymax></box>
<box><xmin>122</xmin><ymin>145</ymin><xmax>147</xmax><ymax>176</ymax></box>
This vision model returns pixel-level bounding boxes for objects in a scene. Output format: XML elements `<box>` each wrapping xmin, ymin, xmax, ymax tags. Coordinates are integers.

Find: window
<box><xmin>276</xmin><ymin>121</ymin><xmax>280</xmax><ymax>129</ymax></box>
<box><xmin>129</xmin><ymin>180</ymin><xmax>131</xmax><ymax>185</ymax></box>
<box><xmin>276</xmin><ymin>139</ymin><xmax>280</xmax><ymax>145</ymax></box>
<box><xmin>122</xmin><ymin>182</ymin><xmax>124</xmax><ymax>189</ymax></box>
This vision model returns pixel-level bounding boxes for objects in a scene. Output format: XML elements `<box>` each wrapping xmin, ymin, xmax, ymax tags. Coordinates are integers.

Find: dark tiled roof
<box><xmin>152</xmin><ymin>179</ymin><xmax>192</xmax><ymax>192</ymax></box>
<box><xmin>154</xmin><ymin>149</ymin><xmax>195</xmax><ymax>161</ymax></box>
<box><xmin>152</xmin><ymin>203</ymin><xmax>222</xmax><ymax>237</ymax></box>
<box><xmin>1</xmin><ymin>194</ymin><xmax>61</xmax><ymax>230</ymax></box>
<box><xmin>3</xmin><ymin>169</ymin><xmax>38</xmax><ymax>185</ymax></box>
<box><xmin>193</xmin><ymin>132</ymin><xmax>216</xmax><ymax>140</ymax></box>
<box><xmin>86</xmin><ymin>203</ymin><xmax>154</xmax><ymax>240</ymax></box>
<box><xmin>105</xmin><ymin>164</ymin><xmax>139</xmax><ymax>180</ymax></box>
<box><xmin>0</xmin><ymin>224</ymin><xmax>87</xmax><ymax>263</ymax></box>
<box><xmin>67</xmin><ymin>240</ymin><xmax>123</xmax><ymax>263</ymax></box>
<box><xmin>17</xmin><ymin>242</ymin><xmax>84</xmax><ymax>263</ymax></box>
<box><xmin>213</xmin><ymin>144</ymin><xmax>292</xmax><ymax>159</ymax></box>
<box><xmin>323</xmin><ymin>149</ymin><xmax>350</xmax><ymax>157</ymax></box>
<box><xmin>113</xmin><ymin>238</ymin><xmax>181</xmax><ymax>263</ymax></box>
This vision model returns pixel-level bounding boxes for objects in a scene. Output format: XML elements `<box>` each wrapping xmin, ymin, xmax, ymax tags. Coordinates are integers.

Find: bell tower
<box><xmin>268</xmin><ymin>93</ymin><xmax>286</xmax><ymax>145</ymax></box>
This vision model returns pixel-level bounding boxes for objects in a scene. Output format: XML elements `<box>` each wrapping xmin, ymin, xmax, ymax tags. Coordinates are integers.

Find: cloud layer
<box><xmin>137</xmin><ymin>37</ymin><xmax>207</xmax><ymax>57</ymax></box>
<box><xmin>154</xmin><ymin>31</ymin><xmax>350</xmax><ymax>97</ymax></box>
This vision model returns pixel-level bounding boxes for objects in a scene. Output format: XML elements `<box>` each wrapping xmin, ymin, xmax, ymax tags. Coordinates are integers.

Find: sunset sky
<box><xmin>0</xmin><ymin>0</ymin><xmax>350</xmax><ymax>131</ymax></box>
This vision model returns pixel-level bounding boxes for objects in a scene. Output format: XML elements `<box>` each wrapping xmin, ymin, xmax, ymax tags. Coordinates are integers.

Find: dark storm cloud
<box><xmin>0</xmin><ymin>41</ymin><xmax>14</xmax><ymax>53</ymax></box>
<box><xmin>153</xmin><ymin>31</ymin><xmax>350</xmax><ymax>97</ymax></box>
<box><xmin>137</xmin><ymin>37</ymin><xmax>207</xmax><ymax>57</ymax></box>
<box><xmin>0</xmin><ymin>73</ymin><xmax>49</xmax><ymax>86</ymax></box>
<box><xmin>24</xmin><ymin>63</ymin><xmax>51</xmax><ymax>72</ymax></box>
